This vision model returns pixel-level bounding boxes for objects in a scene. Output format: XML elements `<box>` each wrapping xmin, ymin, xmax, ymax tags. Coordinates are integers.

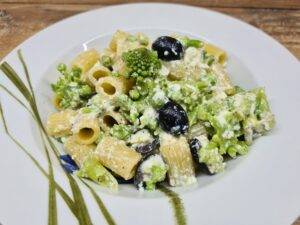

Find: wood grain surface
<box><xmin>0</xmin><ymin>2</ymin><xmax>299</xmax><ymax>60</ymax></box>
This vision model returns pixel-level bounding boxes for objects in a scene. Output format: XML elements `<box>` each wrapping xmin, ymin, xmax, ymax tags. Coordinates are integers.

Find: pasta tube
<box><xmin>71</xmin><ymin>49</ymin><xmax>100</xmax><ymax>73</ymax></box>
<box><xmin>72</xmin><ymin>114</ymin><xmax>100</xmax><ymax>145</ymax></box>
<box><xmin>86</xmin><ymin>61</ymin><xmax>111</xmax><ymax>86</ymax></box>
<box><xmin>95</xmin><ymin>76</ymin><xmax>125</xmax><ymax>99</ymax></box>
<box><xmin>96</xmin><ymin>136</ymin><xmax>142</xmax><ymax>180</ymax></box>
<box><xmin>211</xmin><ymin>63</ymin><xmax>234</xmax><ymax>94</ymax></box>
<box><xmin>203</xmin><ymin>43</ymin><xmax>227</xmax><ymax>65</ymax></box>
<box><xmin>99</xmin><ymin>111</ymin><xmax>126</xmax><ymax>132</ymax></box>
<box><xmin>64</xmin><ymin>136</ymin><xmax>96</xmax><ymax>167</ymax></box>
<box><xmin>159</xmin><ymin>133</ymin><xmax>196</xmax><ymax>187</ymax></box>
<box><xmin>46</xmin><ymin>109</ymin><xmax>76</xmax><ymax>137</ymax></box>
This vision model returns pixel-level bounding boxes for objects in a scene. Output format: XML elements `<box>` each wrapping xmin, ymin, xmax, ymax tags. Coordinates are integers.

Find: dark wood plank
<box><xmin>0</xmin><ymin>3</ymin><xmax>299</xmax><ymax>59</ymax></box>
<box><xmin>1</xmin><ymin>0</ymin><xmax>300</xmax><ymax>9</ymax></box>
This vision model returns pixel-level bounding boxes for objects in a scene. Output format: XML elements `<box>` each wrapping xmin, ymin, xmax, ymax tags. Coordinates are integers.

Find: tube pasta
<box><xmin>52</xmin><ymin>95</ymin><xmax>63</xmax><ymax>111</ymax></box>
<box><xmin>203</xmin><ymin>43</ymin><xmax>227</xmax><ymax>65</ymax></box>
<box><xmin>99</xmin><ymin>111</ymin><xmax>126</xmax><ymax>132</ymax></box>
<box><xmin>64</xmin><ymin>136</ymin><xmax>96</xmax><ymax>166</ymax></box>
<box><xmin>46</xmin><ymin>109</ymin><xmax>76</xmax><ymax>137</ymax></box>
<box><xmin>211</xmin><ymin>63</ymin><xmax>234</xmax><ymax>94</ymax></box>
<box><xmin>95</xmin><ymin>76</ymin><xmax>125</xmax><ymax>99</ymax></box>
<box><xmin>109</xmin><ymin>30</ymin><xmax>129</xmax><ymax>52</ymax></box>
<box><xmin>72</xmin><ymin>114</ymin><xmax>100</xmax><ymax>145</ymax></box>
<box><xmin>159</xmin><ymin>133</ymin><xmax>196</xmax><ymax>187</ymax></box>
<box><xmin>109</xmin><ymin>30</ymin><xmax>142</xmax><ymax>56</ymax></box>
<box><xmin>96</xmin><ymin>136</ymin><xmax>142</xmax><ymax>180</ymax></box>
<box><xmin>71</xmin><ymin>49</ymin><xmax>100</xmax><ymax>74</ymax></box>
<box><xmin>86</xmin><ymin>61</ymin><xmax>111</xmax><ymax>86</ymax></box>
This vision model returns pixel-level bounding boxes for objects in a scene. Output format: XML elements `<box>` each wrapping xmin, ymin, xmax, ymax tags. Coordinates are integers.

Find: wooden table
<box><xmin>0</xmin><ymin>0</ymin><xmax>299</xmax><ymax>60</ymax></box>
<box><xmin>0</xmin><ymin>1</ymin><xmax>299</xmax><ymax>224</ymax></box>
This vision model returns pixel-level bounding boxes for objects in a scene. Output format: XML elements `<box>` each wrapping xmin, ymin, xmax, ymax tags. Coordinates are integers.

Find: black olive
<box><xmin>199</xmin><ymin>163</ymin><xmax>214</xmax><ymax>175</ymax></box>
<box><xmin>237</xmin><ymin>134</ymin><xmax>245</xmax><ymax>141</ymax></box>
<box><xmin>158</xmin><ymin>101</ymin><xmax>189</xmax><ymax>135</ymax></box>
<box><xmin>133</xmin><ymin>166</ymin><xmax>145</xmax><ymax>189</ymax></box>
<box><xmin>116</xmin><ymin>177</ymin><xmax>134</xmax><ymax>184</ymax></box>
<box><xmin>152</xmin><ymin>36</ymin><xmax>184</xmax><ymax>61</ymax></box>
<box><xmin>188</xmin><ymin>138</ymin><xmax>214</xmax><ymax>175</ymax></box>
<box><xmin>189</xmin><ymin>138</ymin><xmax>201</xmax><ymax>162</ymax></box>
<box><xmin>135</xmin><ymin>138</ymin><xmax>160</xmax><ymax>157</ymax></box>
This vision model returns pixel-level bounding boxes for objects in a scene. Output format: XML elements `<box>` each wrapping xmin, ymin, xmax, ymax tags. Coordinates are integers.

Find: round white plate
<box><xmin>0</xmin><ymin>3</ymin><xmax>300</xmax><ymax>225</ymax></box>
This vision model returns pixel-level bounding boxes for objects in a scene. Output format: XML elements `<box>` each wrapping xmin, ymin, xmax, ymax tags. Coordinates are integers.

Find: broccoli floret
<box><xmin>77</xmin><ymin>157</ymin><xmax>118</xmax><ymax>190</ymax></box>
<box><xmin>51</xmin><ymin>64</ymin><xmax>94</xmax><ymax>109</ymax></box>
<box><xmin>134</xmin><ymin>154</ymin><xmax>168</xmax><ymax>191</ymax></box>
<box><xmin>110</xmin><ymin>124</ymin><xmax>133</xmax><ymax>140</ymax></box>
<box><xmin>122</xmin><ymin>48</ymin><xmax>161</xmax><ymax>78</ymax></box>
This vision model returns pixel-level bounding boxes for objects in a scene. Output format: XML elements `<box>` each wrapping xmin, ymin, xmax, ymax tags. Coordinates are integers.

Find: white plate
<box><xmin>0</xmin><ymin>3</ymin><xmax>300</xmax><ymax>225</ymax></box>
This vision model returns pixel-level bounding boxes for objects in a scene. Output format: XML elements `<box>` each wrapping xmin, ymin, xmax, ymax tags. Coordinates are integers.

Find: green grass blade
<box><xmin>81</xmin><ymin>179</ymin><xmax>116</xmax><ymax>225</ymax></box>
<box><xmin>0</xmin><ymin>100</ymin><xmax>77</xmax><ymax>217</ymax></box>
<box><xmin>1</xmin><ymin>54</ymin><xmax>94</xmax><ymax>225</ymax></box>
<box><xmin>158</xmin><ymin>184</ymin><xmax>187</xmax><ymax>225</ymax></box>
<box><xmin>68</xmin><ymin>174</ymin><xmax>93</xmax><ymax>225</ymax></box>
<box><xmin>0</xmin><ymin>62</ymin><xmax>33</xmax><ymax>102</ymax></box>
<box><xmin>17</xmin><ymin>50</ymin><xmax>36</xmax><ymax>100</ymax></box>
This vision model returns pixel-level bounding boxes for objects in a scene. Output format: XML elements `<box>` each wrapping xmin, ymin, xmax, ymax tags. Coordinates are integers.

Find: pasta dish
<box><xmin>46</xmin><ymin>30</ymin><xmax>275</xmax><ymax>191</ymax></box>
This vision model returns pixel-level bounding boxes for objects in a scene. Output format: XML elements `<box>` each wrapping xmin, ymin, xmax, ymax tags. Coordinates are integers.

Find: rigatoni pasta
<box><xmin>86</xmin><ymin>61</ymin><xmax>111</xmax><ymax>86</ymax></box>
<box><xmin>99</xmin><ymin>111</ymin><xmax>126</xmax><ymax>132</ymax></box>
<box><xmin>64</xmin><ymin>136</ymin><xmax>96</xmax><ymax>166</ymax></box>
<box><xmin>159</xmin><ymin>133</ymin><xmax>196</xmax><ymax>186</ymax></box>
<box><xmin>203</xmin><ymin>43</ymin><xmax>227</xmax><ymax>65</ymax></box>
<box><xmin>46</xmin><ymin>109</ymin><xmax>76</xmax><ymax>137</ymax></box>
<box><xmin>71</xmin><ymin>49</ymin><xmax>100</xmax><ymax>73</ymax></box>
<box><xmin>72</xmin><ymin>114</ymin><xmax>100</xmax><ymax>145</ymax></box>
<box><xmin>96</xmin><ymin>136</ymin><xmax>142</xmax><ymax>180</ymax></box>
<box><xmin>95</xmin><ymin>76</ymin><xmax>125</xmax><ymax>99</ymax></box>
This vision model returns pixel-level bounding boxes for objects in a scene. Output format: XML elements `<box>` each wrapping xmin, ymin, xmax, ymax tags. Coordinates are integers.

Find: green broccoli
<box><xmin>110</xmin><ymin>124</ymin><xmax>133</xmax><ymax>140</ymax></box>
<box><xmin>51</xmin><ymin>64</ymin><xmax>94</xmax><ymax>109</ymax></box>
<box><xmin>122</xmin><ymin>48</ymin><xmax>161</xmax><ymax>78</ymax></box>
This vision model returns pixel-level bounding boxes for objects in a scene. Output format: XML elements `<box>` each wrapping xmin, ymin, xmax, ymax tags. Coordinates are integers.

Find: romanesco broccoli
<box><xmin>122</xmin><ymin>48</ymin><xmax>161</xmax><ymax>78</ymax></box>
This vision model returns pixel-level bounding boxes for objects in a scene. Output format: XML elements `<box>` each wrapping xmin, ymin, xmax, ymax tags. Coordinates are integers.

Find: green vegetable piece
<box><xmin>100</xmin><ymin>55</ymin><xmax>113</xmax><ymax>68</ymax></box>
<box><xmin>51</xmin><ymin>65</ymin><xmax>94</xmax><ymax>109</ymax></box>
<box><xmin>129</xmin><ymin>89</ymin><xmax>140</xmax><ymax>100</ymax></box>
<box><xmin>145</xmin><ymin>165</ymin><xmax>167</xmax><ymax>191</ymax></box>
<box><xmin>122</xmin><ymin>48</ymin><xmax>161</xmax><ymax>78</ymax></box>
<box><xmin>180</xmin><ymin>36</ymin><xmax>203</xmax><ymax>48</ymax></box>
<box><xmin>77</xmin><ymin>157</ymin><xmax>118</xmax><ymax>190</ymax></box>
<box><xmin>110</xmin><ymin>124</ymin><xmax>133</xmax><ymax>140</ymax></box>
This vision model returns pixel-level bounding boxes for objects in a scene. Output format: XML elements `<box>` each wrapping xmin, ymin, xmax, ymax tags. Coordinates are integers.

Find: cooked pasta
<box><xmin>95</xmin><ymin>76</ymin><xmax>125</xmax><ymax>99</ymax></box>
<box><xmin>46</xmin><ymin>109</ymin><xmax>76</xmax><ymax>137</ymax></box>
<box><xmin>159</xmin><ymin>133</ymin><xmax>196</xmax><ymax>186</ymax></box>
<box><xmin>96</xmin><ymin>136</ymin><xmax>142</xmax><ymax>180</ymax></box>
<box><xmin>72</xmin><ymin>114</ymin><xmax>100</xmax><ymax>145</ymax></box>
<box><xmin>86</xmin><ymin>61</ymin><xmax>111</xmax><ymax>86</ymax></box>
<box><xmin>64</xmin><ymin>136</ymin><xmax>96</xmax><ymax>166</ymax></box>
<box><xmin>53</xmin><ymin>95</ymin><xmax>63</xmax><ymax>111</ymax></box>
<box><xmin>99</xmin><ymin>111</ymin><xmax>126</xmax><ymax>132</ymax></box>
<box><xmin>203</xmin><ymin>43</ymin><xmax>227</xmax><ymax>65</ymax></box>
<box><xmin>71</xmin><ymin>49</ymin><xmax>100</xmax><ymax>73</ymax></box>
<box><xmin>47</xmin><ymin>30</ymin><xmax>275</xmax><ymax>191</ymax></box>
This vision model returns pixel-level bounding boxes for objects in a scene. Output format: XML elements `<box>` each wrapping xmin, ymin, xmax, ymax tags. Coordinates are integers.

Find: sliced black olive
<box><xmin>199</xmin><ymin>163</ymin><xmax>214</xmax><ymax>175</ymax></box>
<box><xmin>189</xmin><ymin>138</ymin><xmax>201</xmax><ymax>162</ymax></box>
<box><xmin>188</xmin><ymin>138</ymin><xmax>214</xmax><ymax>175</ymax></box>
<box><xmin>158</xmin><ymin>101</ymin><xmax>189</xmax><ymax>135</ymax></box>
<box><xmin>135</xmin><ymin>138</ymin><xmax>160</xmax><ymax>157</ymax></box>
<box><xmin>116</xmin><ymin>177</ymin><xmax>134</xmax><ymax>184</ymax></box>
<box><xmin>152</xmin><ymin>36</ymin><xmax>184</xmax><ymax>61</ymax></box>
<box><xmin>237</xmin><ymin>134</ymin><xmax>245</xmax><ymax>141</ymax></box>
